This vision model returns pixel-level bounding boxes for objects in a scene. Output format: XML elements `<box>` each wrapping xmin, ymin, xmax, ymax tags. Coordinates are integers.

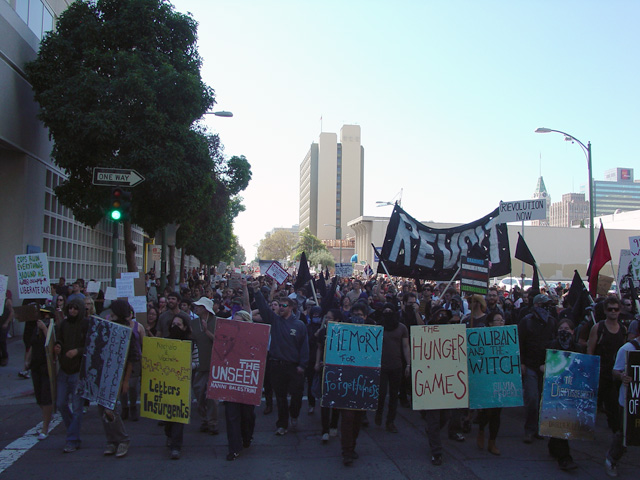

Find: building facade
<box><xmin>549</xmin><ymin>193</ymin><xmax>590</xmax><ymax>228</ymax></box>
<box><xmin>583</xmin><ymin>167</ymin><xmax>640</xmax><ymax>217</ymax></box>
<box><xmin>299</xmin><ymin>125</ymin><xmax>364</xmax><ymax>240</ymax></box>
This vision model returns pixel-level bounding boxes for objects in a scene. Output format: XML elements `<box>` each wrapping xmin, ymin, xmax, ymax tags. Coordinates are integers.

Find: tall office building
<box><xmin>549</xmin><ymin>193</ymin><xmax>590</xmax><ymax>227</ymax></box>
<box><xmin>299</xmin><ymin>125</ymin><xmax>364</xmax><ymax>240</ymax></box>
<box><xmin>587</xmin><ymin>168</ymin><xmax>640</xmax><ymax>216</ymax></box>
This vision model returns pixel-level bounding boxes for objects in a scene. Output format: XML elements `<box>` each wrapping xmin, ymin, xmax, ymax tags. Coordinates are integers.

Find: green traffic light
<box><xmin>110</xmin><ymin>210</ymin><xmax>122</xmax><ymax>221</ymax></box>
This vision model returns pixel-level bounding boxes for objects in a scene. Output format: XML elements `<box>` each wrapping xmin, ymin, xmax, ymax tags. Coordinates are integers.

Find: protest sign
<box><xmin>377</xmin><ymin>204</ymin><xmax>511</xmax><ymax>280</ymax></box>
<box><xmin>228</xmin><ymin>272</ymin><xmax>242</xmax><ymax>289</ymax></box>
<box><xmin>86</xmin><ymin>281</ymin><xmax>100</xmax><ymax>293</ymax></box>
<box><xmin>467</xmin><ymin>325</ymin><xmax>523</xmax><ymax>409</ymax></box>
<box><xmin>105</xmin><ymin>286</ymin><xmax>117</xmax><ymax>300</ymax></box>
<box><xmin>498</xmin><ymin>198</ymin><xmax>547</xmax><ymax>223</ymax></box>
<box><xmin>627</xmin><ymin>236</ymin><xmax>640</xmax><ymax>283</ymax></box>
<box><xmin>335</xmin><ymin>263</ymin><xmax>354</xmax><ymax>277</ymax></box>
<box><xmin>617</xmin><ymin>250</ymin><xmax>640</xmax><ymax>294</ymax></box>
<box><xmin>14</xmin><ymin>303</ymin><xmax>39</xmax><ymax>322</ymax></box>
<box><xmin>77</xmin><ymin>316</ymin><xmax>132</xmax><ymax>410</ymax></box>
<box><xmin>141</xmin><ymin>337</ymin><xmax>192</xmax><ymax>424</ymax></box>
<box><xmin>116</xmin><ymin>277</ymin><xmax>135</xmax><ymax>298</ymax></box>
<box><xmin>322</xmin><ymin>322</ymin><xmax>383</xmax><ymax>410</ymax></box>
<box><xmin>460</xmin><ymin>256</ymin><xmax>489</xmax><ymax>296</ymax></box>
<box><xmin>45</xmin><ymin>323</ymin><xmax>57</xmax><ymax>411</ymax></box>
<box><xmin>258</xmin><ymin>260</ymin><xmax>273</xmax><ymax>275</ymax></box>
<box><xmin>624</xmin><ymin>350</ymin><xmax>640</xmax><ymax>447</ymax></box>
<box><xmin>411</xmin><ymin>324</ymin><xmax>468</xmax><ymax>410</ymax></box>
<box><xmin>207</xmin><ymin>319</ymin><xmax>270</xmax><ymax>405</ymax></box>
<box><xmin>597</xmin><ymin>274</ymin><xmax>614</xmax><ymax>297</ymax></box>
<box><xmin>0</xmin><ymin>275</ymin><xmax>8</xmax><ymax>316</ymax></box>
<box><xmin>15</xmin><ymin>253</ymin><xmax>51</xmax><ymax>298</ymax></box>
<box><xmin>265</xmin><ymin>261</ymin><xmax>289</xmax><ymax>285</ymax></box>
<box><xmin>539</xmin><ymin>349</ymin><xmax>600</xmax><ymax>440</ymax></box>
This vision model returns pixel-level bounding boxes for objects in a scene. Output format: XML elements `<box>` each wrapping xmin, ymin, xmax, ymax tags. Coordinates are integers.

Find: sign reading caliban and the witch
<box><xmin>377</xmin><ymin>205</ymin><xmax>511</xmax><ymax>280</ymax></box>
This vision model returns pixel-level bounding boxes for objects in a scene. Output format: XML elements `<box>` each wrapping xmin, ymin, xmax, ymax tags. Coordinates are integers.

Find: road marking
<box><xmin>0</xmin><ymin>414</ymin><xmax>62</xmax><ymax>475</ymax></box>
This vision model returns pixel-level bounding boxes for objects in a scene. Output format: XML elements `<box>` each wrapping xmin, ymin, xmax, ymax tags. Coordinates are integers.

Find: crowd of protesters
<box><xmin>1</xmin><ymin>265</ymin><xmax>638</xmax><ymax>476</ymax></box>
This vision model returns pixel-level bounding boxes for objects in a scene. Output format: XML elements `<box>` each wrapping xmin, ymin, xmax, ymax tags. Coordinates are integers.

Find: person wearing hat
<box><xmin>191</xmin><ymin>296</ymin><xmax>219</xmax><ymax>435</ymax></box>
<box><xmin>519</xmin><ymin>293</ymin><xmax>557</xmax><ymax>444</ymax></box>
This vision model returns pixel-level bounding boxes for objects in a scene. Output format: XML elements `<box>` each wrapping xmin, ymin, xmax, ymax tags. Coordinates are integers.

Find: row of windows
<box><xmin>13</xmin><ymin>0</ymin><xmax>54</xmax><ymax>40</ymax></box>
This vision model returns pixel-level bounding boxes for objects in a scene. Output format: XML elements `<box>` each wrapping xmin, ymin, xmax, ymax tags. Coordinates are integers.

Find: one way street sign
<box><xmin>92</xmin><ymin>167</ymin><xmax>145</xmax><ymax>187</ymax></box>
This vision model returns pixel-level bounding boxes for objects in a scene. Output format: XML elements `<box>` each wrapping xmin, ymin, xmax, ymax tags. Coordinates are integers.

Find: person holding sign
<box><xmin>0</xmin><ymin>295</ymin><xmax>14</xmax><ymax>367</ymax></box>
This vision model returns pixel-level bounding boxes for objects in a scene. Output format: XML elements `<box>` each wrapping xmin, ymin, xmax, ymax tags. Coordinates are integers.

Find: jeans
<box><xmin>607</xmin><ymin>407</ymin><xmax>626</xmax><ymax>464</ymax></box>
<box><xmin>270</xmin><ymin>361</ymin><xmax>304</xmax><ymax>429</ymax></box>
<box><xmin>99</xmin><ymin>402</ymin><xmax>129</xmax><ymax>446</ymax></box>
<box><xmin>225</xmin><ymin>402</ymin><xmax>256</xmax><ymax>455</ymax></box>
<box><xmin>165</xmin><ymin>422</ymin><xmax>184</xmax><ymax>450</ymax></box>
<box><xmin>192</xmin><ymin>371</ymin><xmax>218</xmax><ymax>429</ymax></box>
<box><xmin>522</xmin><ymin>366</ymin><xmax>543</xmax><ymax>435</ymax></box>
<box><xmin>377</xmin><ymin>367</ymin><xmax>402</xmax><ymax>424</ymax></box>
<box><xmin>56</xmin><ymin>371</ymin><xmax>83</xmax><ymax>445</ymax></box>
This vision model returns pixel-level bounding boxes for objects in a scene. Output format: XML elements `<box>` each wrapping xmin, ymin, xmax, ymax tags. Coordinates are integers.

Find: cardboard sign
<box><xmin>15</xmin><ymin>253</ymin><xmax>51</xmax><ymax>298</ymax></box>
<box><xmin>77</xmin><ymin>316</ymin><xmax>132</xmax><ymax>410</ymax></box>
<box><xmin>629</xmin><ymin>236</ymin><xmax>640</xmax><ymax>257</ymax></box>
<box><xmin>467</xmin><ymin>326</ymin><xmax>523</xmax><ymax>409</ymax></box>
<box><xmin>141</xmin><ymin>337</ymin><xmax>192</xmax><ymax>424</ymax></box>
<box><xmin>265</xmin><ymin>262</ymin><xmax>289</xmax><ymax>285</ymax></box>
<box><xmin>460</xmin><ymin>256</ymin><xmax>489</xmax><ymax>296</ymax></box>
<box><xmin>321</xmin><ymin>322</ymin><xmax>383</xmax><ymax>410</ymax></box>
<box><xmin>116</xmin><ymin>277</ymin><xmax>135</xmax><ymax>298</ymax></box>
<box><xmin>0</xmin><ymin>275</ymin><xmax>8</xmax><ymax>316</ymax></box>
<box><xmin>206</xmin><ymin>319</ymin><xmax>270</xmax><ymax>405</ymax></box>
<box><xmin>228</xmin><ymin>272</ymin><xmax>242</xmax><ymax>289</ymax></box>
<box><xmin>628</xmin><ymin>236</ymin><xmax>640</xmax><ymax>283</ymax></box>
<box><xmin>624</xmin><ymin>350</ymin><xmax>640</xmax><ymax>447</ymax></box>
<box><xmin>86</xmin><ymin>281</ymin><xmax>101</xmax><ymax>293</ymax></box>
<box><xmin>334</xmin><ymin>263</ymin><xmax>353</xmax><ymax>278</ymax></box>
<box><xmin>411</xmin><ymin>324</ymin><xmax>468</xmax><ymax>410</ymax></box>
<box><xmin>539</xmin><ymin>349</ymin><xmax>600</xmax><ymax>440</ymax></box>
<box><xmin>597</xmin><ymin>274</ymin><xmax>614</xmax><ymax>297</ymax></box>
<box><xmin>44</xmin><ymin>323</ymin><xmax>57</xmax><ymax>412</ymax></box>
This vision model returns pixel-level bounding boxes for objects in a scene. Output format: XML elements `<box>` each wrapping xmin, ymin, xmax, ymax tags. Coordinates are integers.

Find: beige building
<box><xmin>299</xmin><ymin>125</ymin><xmax>364</xmax><ymax>241</ymax></box>
<box><xmin>549</xmin><ymin>193</ymin><xmax>590</xmax><ymax>228</ymax></box>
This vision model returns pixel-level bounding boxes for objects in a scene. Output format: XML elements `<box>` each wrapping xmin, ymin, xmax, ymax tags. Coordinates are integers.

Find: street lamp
<box><xmin>376</xmin><ymin>188</ymin><xmax>403</xmax><ymax>207</ymax></box>
<box><xmin>535</xmin><ymin>127</ymin><xmax>594</xmax><ymax>255</ymax></box>
<box><xmin>324</xmin><ymin>223</ymin><xmax>342</xmax><ymax>263</ymax></box>
<box><xmin>205</xmin><ymin>110</ymin><xmax>233</xmax><ymax>117</ymax></box>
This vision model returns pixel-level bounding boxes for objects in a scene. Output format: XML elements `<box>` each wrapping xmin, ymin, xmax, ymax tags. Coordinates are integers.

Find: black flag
<box><xmin>515</xmin><ymin>233</ymin><xmax>536</xmax><ymax>266</ymax></box>
<box><xmin>566</xmin><ymin>270</ymin><xmax>591</xmax><ymax>322</ymax></box>
<box><xmin>294</xmin><ymin>252</ymin><xmax>312</xmax><ymax>291</ymax></box>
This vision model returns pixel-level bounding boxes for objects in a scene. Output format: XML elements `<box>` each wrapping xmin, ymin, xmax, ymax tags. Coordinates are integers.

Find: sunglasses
<box><xmin>279</xmin><ymin>303</ymin><xmax>290</xmax><ymax>308</ymax></box>
<box><xmin>606</xmin><ymin>307</ymin><xmax>619</xmax><ymax>312</ymax></box>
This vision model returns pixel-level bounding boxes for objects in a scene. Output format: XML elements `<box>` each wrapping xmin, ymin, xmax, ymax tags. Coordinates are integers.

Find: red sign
<box><xmin>621</xmin><ymin>169</ymin><xmax>631</xmax><ymax>180</ymax></box>
<box><xmin>206</xmin><ymin>319</ymin><xmax>270</xmax><ymax>405</ymax></box>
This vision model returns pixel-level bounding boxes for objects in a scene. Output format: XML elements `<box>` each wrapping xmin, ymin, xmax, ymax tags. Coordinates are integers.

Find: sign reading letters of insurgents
<box><xmin>77</xmin><ymin>316</ymin><xmax>132</xmax><ymax>410</ymax></box>
<box><xmin>539</xmin><ymin>350</ymin><xmax>600</xmax><ymax>440</ymax></box>
<box><xmin>467</xmin><ymin>325</ymin><xmax>523</xmax><ymax>409</ymax></box>
<box><xmin>15</xmin><ymin>253</ymin><xmax>51</xmax><ymax>299</ymax></box>
<box><xmin>141</xmin><ymin>337</ymin><xmax>192</xmax><ymax>424</ymax></box>
<box><xmin>624</xmin><ymin>350</ymin><xmax>640</xmax><ymax>447</ymax></box>
<box><xmin>207</xmin><ymin>319</ymin><xmax>270</xmax><ymax>406</ymax></box>
<box><xmin>377</xmin><ymin>205</ymin><xmax>511</xmax><ymax>280</ymax></box>
<box><xmin>322</xmin><ymin>322</ymin><xmax>383</xmax><ymax>410</ymax></box>
<box><xmin>411</xmin><ymin>324</ymin><xmax>468</xmax><ymax>410</ymax></box>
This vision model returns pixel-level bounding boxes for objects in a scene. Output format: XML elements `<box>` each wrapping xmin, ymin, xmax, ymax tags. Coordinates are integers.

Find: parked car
<box><xmin>498</xmin><ymin>277</ymin><xmax>521</xmax><ymax>292</ymax></box>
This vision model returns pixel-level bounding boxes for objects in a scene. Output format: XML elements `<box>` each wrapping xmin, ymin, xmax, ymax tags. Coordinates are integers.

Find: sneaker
<box><xmin>63</xmin><ymin>443</ymin><xmax>79</xmax><ymax>453</ymax></box>
<box><xmin>103</xmin><ymin>444</ymin><xmax>117</xmax><ymax>456</ymax></box>
<box><xmin>431</xmin><ymin>454</ymin><xmax>442</xmax><ymax>466</ymax></box>
<box><xmin>308</xmin><ymin>406</ymin><xmax>315</xmax><ymax>415</ymax></box>
<box><xmin>290</xmin><ymin>417</ymin><xmax>298</xmax><ymax>428</ymax></box>
<box><xmin>37</xmin><ymin>432</ymin><xmax>48</xmax><ymax>441</ymax></box>
<box><xmin>449</xmin><ymin>433</ymin><xmax>465</xmax><ymax>442</ymax></box>
<box><xmin>226</xmin><ymin>452</ymin><xmax>239</xmax><ymax>461</ymax></box>
<box><xmin>18</xmin><ymin>370</ymin><xmax>30</xmax><ymax>379</ymax></box>
<box><xmin>275</xmin><ymin>427</ymin><xmax>287</xmax><ymax>436</ymax></box>
<box><xmin>559</xmin><ymin>458</ymin><xmax>578</xmax><ymax>471</ymax></box>
<box><xmin>386</xmin><ymin>423</ymin><xmax>398</xmax><ymax>433</ymax></box>
<box><xmin>115</xmin><ymin>442</ymin><xmax>129</xmax><ymax>458</ymax></box>
<box><xmin>329</xmin><ymin>428</ymin><xmax>338</xmax><ymax>437</ymax></box>
<box><xmin>170</xmin><ymin>449</ymin><xmax>181</xmax><ymax>460</ymax></box>
<box><xmin>605</xmin><ymin>457</ymin><xmax>618</xmax><ymax>477</ymax></box>
<box><xmin>322</xmin><ymin>433</ymin><xmax>329</xmax><ymax>443</ymax></box>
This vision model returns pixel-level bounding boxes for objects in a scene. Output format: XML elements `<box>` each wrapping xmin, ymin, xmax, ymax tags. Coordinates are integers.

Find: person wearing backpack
<box><xmin>587</xmin><ymin>296</ymin><xmax>627</xmax><ymax>433</ymax></box>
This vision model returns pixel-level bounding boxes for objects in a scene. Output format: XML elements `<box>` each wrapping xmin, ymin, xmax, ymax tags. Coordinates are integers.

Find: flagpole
<box><xmin>371</xmin><ymin>244</ymin><xmax>392</xmax><ymax>278</ymax></box>
<box><xmin>440</xmin><ymin>265</ymin><xmax>462</xmax><ymax>301</ymax></box>
<box><xmin>309</xmin><ymin>277</ymin><xmax>319</xmax><ymax>305</ymax></box>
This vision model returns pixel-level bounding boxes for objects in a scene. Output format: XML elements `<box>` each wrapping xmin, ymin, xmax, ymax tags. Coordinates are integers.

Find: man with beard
<box><xmin>519</xmin><ymin>294</ymin><xmax>557</xmax><ymax>444</ymax></box>
<box><xmin>54</xmin><ymin>298</ymin><xmax>89</xmax><ymax>453</ymax></box>
<box><xmin>157</xmin><ymin>292</ymin><xmax>181</xmax><ymax>338</ymax></box>
<box><xmin>375</xmin><ymin>303</ymin><xmax>410</xmax><ymax>433</ymax></box>
<box><xmin>485</xmin><ymin>287</ymin><xmax>504</xmax><ymax>317</ymax></box>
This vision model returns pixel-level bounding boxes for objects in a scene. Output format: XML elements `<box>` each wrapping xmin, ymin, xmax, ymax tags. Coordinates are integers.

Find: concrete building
<box><xmin>299</xmin><ymin>125</ymin><xmax>364</xmax><ymax>241</ymax></box>
<box><xmin>583</xmin><ymin>167</ymin><xmax>640</xmax><ymax>216</ymax></box>
<box><xmin>549</xmin><ymin>193</ymin><xmax>590</xmax><ymax>228</ymax></box>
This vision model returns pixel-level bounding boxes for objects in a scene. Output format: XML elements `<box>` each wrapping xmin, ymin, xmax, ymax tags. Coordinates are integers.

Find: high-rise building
<box><xmin>531</xmin><ymin>176</ymin><xmax>550</xmax><ymax>226</ymax></box>
<box><xmin>549</xmin><ymin>193</ymin><xmax>590</xmax><ymax>227</ymax></box>
<box><xmin>586</xmin><ymin>168</ymin><xmax>640</xmax><ymax>216</ymax></box>
<box><xmin>299</xmin><ymin>125</ymin><xmax>364</xmax><ymax>240</ymax></box>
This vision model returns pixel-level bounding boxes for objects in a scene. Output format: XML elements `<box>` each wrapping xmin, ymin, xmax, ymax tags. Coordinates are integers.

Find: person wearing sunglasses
<box><xmin>587</xmin><ymin>296</ymin><xmax>627</xmax><ymax>435</ymax></box>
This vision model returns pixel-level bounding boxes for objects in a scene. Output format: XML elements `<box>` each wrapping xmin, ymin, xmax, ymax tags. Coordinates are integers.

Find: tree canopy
<box><xmin>256</xmin><ymin>230</ymin><xmax>298</xmax><ymax>262</ymax></box>
<box><xmin>294</xmin><ymin>228</ymin><xmax>328</xmax><ymax>260</ymax></box>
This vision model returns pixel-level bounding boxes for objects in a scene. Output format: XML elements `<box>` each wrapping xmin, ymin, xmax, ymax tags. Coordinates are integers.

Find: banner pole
<box><xmin>372</xmin><ymin>244</ymin><xmax>392</xmax><ymax>278</ymax></box>
<box><xmin>440</xmin><ymin>265</ymin><xmax>462</xmax><ymax>299</ymax></box>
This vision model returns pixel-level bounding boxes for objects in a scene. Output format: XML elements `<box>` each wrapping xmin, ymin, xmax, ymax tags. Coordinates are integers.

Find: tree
<box><xmin>309</xmin><ymin>250</ymin><xmax>335</xmax><ymax>270</ymax></box>
<box><xmin>294</xmin><ymin>228</ymin><xmax>328</xmax><ymax>260</ymax></box>
<box><xmin>256</xmin><ymin>230</ymin><xmax>297</xmax><ymax>262</ymax></box>
<box><xmin>232</xmin><ymin>240</ymin><xmax>246</xmax><ymax>266</ymax></box>
<box><xmin>25</xmin><ymin>0</ymin><xmax>215</xmax><ymax>271</ymax></box>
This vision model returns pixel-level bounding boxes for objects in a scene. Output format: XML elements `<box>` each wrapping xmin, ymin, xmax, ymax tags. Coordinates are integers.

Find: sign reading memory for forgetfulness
<box><xmin>498</xmin><ymin>198</ymin><xmax>546</xmax><ymax>223</ymax></box>
<box><xmin>92</xmin><ymin>167</ymin><xmax>145</xmax><ymax>187</ymax></box>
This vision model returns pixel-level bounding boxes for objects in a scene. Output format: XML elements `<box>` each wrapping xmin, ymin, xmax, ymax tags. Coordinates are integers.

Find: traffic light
<box><xmin>109</xmin><ymin>188</ymin><xmax>132</xmax><ymax>222</ymax></box>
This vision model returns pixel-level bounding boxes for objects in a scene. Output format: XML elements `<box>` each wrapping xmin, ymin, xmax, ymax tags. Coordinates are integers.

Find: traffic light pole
<box><xmin>111</xmin><ymin>220</ymin><xmax>119</xmax><ymax>287</ymax></box>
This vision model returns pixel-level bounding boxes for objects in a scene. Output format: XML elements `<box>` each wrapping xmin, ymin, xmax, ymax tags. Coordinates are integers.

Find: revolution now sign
<box><xmin>498</xmin><ymin>198</ymin><xmax>547</xmax><ymax>223</ymax></box>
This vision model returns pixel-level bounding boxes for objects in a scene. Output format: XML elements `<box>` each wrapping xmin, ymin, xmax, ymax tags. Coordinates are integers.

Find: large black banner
<box><xmin>377</xmin><ymin>205</ymin><xmax>511</xmax><ymax>280</ymax></box>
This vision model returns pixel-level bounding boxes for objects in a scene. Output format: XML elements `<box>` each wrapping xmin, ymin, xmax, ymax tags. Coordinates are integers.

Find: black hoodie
<box><xmin>56</xmin><ymin>298</ymin><xmax>89</xmax><ymax>374</ymax></box>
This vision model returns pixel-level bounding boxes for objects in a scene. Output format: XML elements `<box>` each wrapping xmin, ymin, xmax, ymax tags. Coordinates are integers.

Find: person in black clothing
<box><xmin>27</xmin><ymin>307</ymin><xmax>55</xmax><ymax>440</ymax></box>
<box><xmin>305</xmin><ymin>306</ymin><xmax>323</xmax><ymax>415</ymax></box>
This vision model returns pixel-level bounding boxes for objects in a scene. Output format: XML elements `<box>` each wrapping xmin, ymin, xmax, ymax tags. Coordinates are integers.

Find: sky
<box><xmin>170</xmin><ymin>0</ymin><xmax>640</xmax><ymax>261</ymax></box>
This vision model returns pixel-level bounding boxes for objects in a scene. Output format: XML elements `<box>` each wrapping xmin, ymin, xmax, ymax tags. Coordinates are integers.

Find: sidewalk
<box><xmin>0</xmin><ymin>335</ymin><xmax>35</xmax><ymax>405</ymax></box>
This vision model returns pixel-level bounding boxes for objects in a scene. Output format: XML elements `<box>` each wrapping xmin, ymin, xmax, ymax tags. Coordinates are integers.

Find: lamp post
<box><xmin>376</xmin><ymin>188</ymin><xmax>403</xmax><ymax>208</ymax></box>
<box><xmin>324</xmin><ymin>223</ymin><xmax>342</xmax><ymax>263</ymax></box>
<box><xmin>535</xmin><ymin>127</ymin><xmax>594</xmax><ymax>255</ymax></box>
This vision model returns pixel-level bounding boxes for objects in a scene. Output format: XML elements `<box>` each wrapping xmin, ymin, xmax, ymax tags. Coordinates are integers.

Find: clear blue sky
<box><xmin>171</xmin><ymin>0</ymin><xmax>640</xmax><ymax>260</ymax></box>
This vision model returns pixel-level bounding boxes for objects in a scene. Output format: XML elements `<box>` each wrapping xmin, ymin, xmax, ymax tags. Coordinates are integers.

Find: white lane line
<box><xmin>0</xmin><ymin>414</ymin><xmax>62</xmax><ymax>475</ymax></box>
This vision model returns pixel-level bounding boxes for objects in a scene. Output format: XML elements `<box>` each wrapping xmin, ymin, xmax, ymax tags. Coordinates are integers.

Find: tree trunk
<box><xmin>168</xmin><ymin>245</ymin><xmax>176</xmax><ymax>290</ymax></box>
<box><xmin>179</xmin><ymin>249</ymin><xmax>186</xmax><ymax>285</ymax></box>
<box><xmin>124</xmin><ymin>221</ymin><xmax>138</xmax><ymax>272</ymax></box>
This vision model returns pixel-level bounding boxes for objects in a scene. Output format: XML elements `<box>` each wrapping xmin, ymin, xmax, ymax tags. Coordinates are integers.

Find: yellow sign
<box><xmin>141</xmin><ymin>337</ymin><xmax>192</xmax><ymax>424</ymax></box>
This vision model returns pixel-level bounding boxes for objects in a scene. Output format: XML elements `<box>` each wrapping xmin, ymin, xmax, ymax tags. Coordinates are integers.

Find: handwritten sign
<box><xmin>411</xmin><ymin>324</ymin><xmax>468</xmax><ymax>410</ymax></box>
<box><xmin>624</xmin><ymin>350</ymin><xmax>640</xmax><ymax>447</ymax></box>
<box><xmin>77</xmin><ymin>316</ymin><xmax>132</xmax><ymax>410</ymax></box>
<box><xmin>539</xmin><ymin>349</ymin><xmax>600</xmax><ymax>440</ymax></box>
<box><xmin>629</xmin><ymin>236</ymin><xmax>640</xmax><ymax>283</ymax></box>
<box><xmin>116</xmin><ymin>277</ymin><xmax>135</xmax><ymax>298</ymax></box>
<box><xmin>207</xmin><ymin>319</ymin><xmax>270</xmax><ymax>405</ymax></box>
<box><xmin>265</xmin><ymin>261</ymin><xmax>289</xmax><ymax>285</ymax></box>
<box><xmin>618</xmin><ymin>250</ymin><xmax>640</xmax><ymax>293</ymax></box>
<box><xmin>322</xmin><ymin>322</ymin><xmax>383</xmax><ymax>410</ymax></box>
<box><xmin>141</xmin><ymin>337</ymin><xmax>192</xmax><ymax>424</ymax></box>
<box><xmin>467</xmin><ymin>325</ymin><xmax>523</xmax><ymax>408</ymax></box>
<box><xmin>335</xmin><ymin>263</ymin><xmax>354</xmax><ymax>278</ymax></box>
<box><xmin>228</xmin><ymin>272</ymin><xmax>242</xmax><ymax>289</ymax></box>
<box><xmin>0</xmin><ymin>275</ymin><xmax>8</xmax><ymax>316</ymax></box>
<box><xmin>15</xmin><ymin>253</ymin><xmax>51</xmax><ymax>298</ymax></box>
<box><xmin>86</xmin><ymin>281</ymin><xmax>101</xmax><ymax>293</ymax></box>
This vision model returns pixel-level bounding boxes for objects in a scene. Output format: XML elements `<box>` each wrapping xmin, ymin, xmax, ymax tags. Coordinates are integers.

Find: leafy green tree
<box><xmin>294</xmin><ymin>228</ymin><xmax>328</xmax><ymax>260</ymax></box>
<box><xmin>257</xmin><ymin>230</ymin><xmax>297</xmax><ymax>262</ymax></box>
<box><xmin>309</xmin><ymin>250</ymin><xmax>335</xmax><ymax>270</ymax></box>
<box><xmin>25</xmin><ymin>0</ymin><xmax>215</xmax><ymax>270</ymax></box>
<box><xmin>232</xmin><ymin>240</ymin><xmax>246</xmax><ymax>266</ymax></box>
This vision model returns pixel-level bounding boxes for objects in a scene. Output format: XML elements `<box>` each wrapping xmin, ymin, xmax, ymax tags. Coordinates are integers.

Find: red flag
<box><xmin>587</xmin><ymin>226</ymin><xmax>612</xmax><ymax>297</ymax></box>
